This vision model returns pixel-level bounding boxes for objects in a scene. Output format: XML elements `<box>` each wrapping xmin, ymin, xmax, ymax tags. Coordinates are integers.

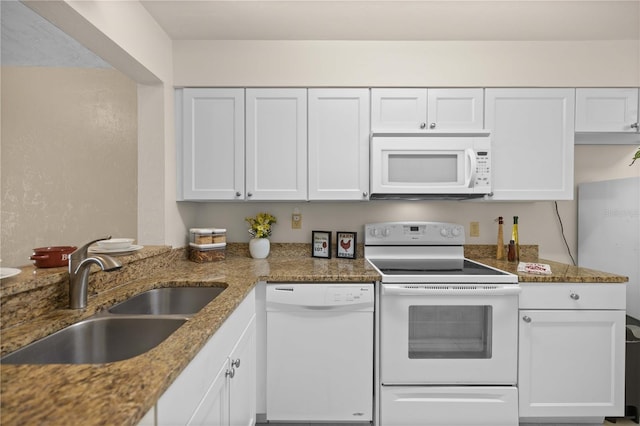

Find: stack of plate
<box><xmin>89</xmin><ymin>238</ymin><xmax>142</xmax><ymax>255</ymax></box>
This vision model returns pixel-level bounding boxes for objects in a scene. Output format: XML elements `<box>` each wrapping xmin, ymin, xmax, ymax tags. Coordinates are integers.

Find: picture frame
<box><xmin>336</xmin><ymin>231</ymin><xmax>357</xmax><ymax>259</ymax></box>
<box><xmin>311</xmin><ymin>231</ymin><xmax>332</xmax><ymax>259</ymax></box>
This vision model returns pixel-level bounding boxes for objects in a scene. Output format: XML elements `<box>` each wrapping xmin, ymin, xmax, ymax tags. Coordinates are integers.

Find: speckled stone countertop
<box><xmin>0</xmin><ymin>243</ymin><xmax>627</xmax><ymax>426</ymax></box>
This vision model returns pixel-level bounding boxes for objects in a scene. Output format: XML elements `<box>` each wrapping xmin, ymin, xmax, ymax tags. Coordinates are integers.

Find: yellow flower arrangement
<box><xmin>245</xmin><ymin>212</ymin><xmax>277</xmax><ymax>239</ymax></box>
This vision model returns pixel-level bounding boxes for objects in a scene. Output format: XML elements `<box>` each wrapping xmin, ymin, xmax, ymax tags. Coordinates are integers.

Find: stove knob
<box><xmin>382</xmin><ymin>228</ymin><xmax>391</xmax><ymax>237</ymax></box>
<box><xmin>440</xmin><ymin>228</ymin><xmax>449</xmax><ymax>237</ymax></box>
<box><xmin>371</xmin><ymin>228</ymin><xmax>380</xmax><ymax>237</ymax></box>
<box><xmin>452</xmin><ymin>227</ymin><xmax>461</xmax><ymax>237</ymax></box>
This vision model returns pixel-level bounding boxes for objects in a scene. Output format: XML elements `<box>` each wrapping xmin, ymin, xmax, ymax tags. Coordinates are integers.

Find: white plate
<box><xmin>0</xmin><ymin>267</ymin><xmax>22</xmax><ymax>279</ymax></box>
<box><xmin>88</xmin><ymin>245</ymin><xmax>144</xmax><ymax>255</ymax></box>
<box><xmin>96</xmin><ymin>238</ymin><xmax>135</xmax><ymax>250</ymax></box>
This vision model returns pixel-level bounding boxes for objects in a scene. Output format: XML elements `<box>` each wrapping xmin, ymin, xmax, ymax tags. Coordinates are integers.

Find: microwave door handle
<box><xmin>464</xmin><ymin>148</ymin><xmax>477</xmax><ymax>188</ymax></box>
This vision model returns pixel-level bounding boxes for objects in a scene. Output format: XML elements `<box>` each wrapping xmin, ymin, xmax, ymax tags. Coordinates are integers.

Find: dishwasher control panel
<box><xmin>266</xmin><ymin>283</ymin><xmax>374</xmax><ymax>310</ymax></box>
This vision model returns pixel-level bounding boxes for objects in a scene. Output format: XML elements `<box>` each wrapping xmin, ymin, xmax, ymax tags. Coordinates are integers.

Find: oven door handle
<box><xmin>382</xmin><ymin>285</ymin><xmax>521</xmax><ymax>296</ymax></box>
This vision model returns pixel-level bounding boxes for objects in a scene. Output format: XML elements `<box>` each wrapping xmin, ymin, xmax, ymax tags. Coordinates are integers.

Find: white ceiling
<box><xmin>140</xmin><ymin>0</ymin><xmax>640</xmax><ymax>41</ymax></box>
<box><xmin>1</xmin><ymin>0</ymin><xmax>638</xmax><ymax>69</ymax></box>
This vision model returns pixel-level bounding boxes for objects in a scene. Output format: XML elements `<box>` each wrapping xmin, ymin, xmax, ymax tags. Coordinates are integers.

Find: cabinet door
<box><xmin>229</xmin><ymin>316</ymin><xmax>256</xmax><ymax>426</ymax></box>
<box><xmin>245</xmin><ymin>89</ymin><xmax>307</xmax><ymax>200</ymax></box>
<box><xmin>308</xmin><ymin>89</ymin><xmax>370</xmax><ymax>200</ymax></box>
<box><xmin>371</xmin><ymin>88</ymin><xmax>427</xmax><ymax>131</ymax></box>
<box><xmin>518</xmin><ymin>309</ymin><xmax>625</xmax><ymax>419</ymax></box>
<box><xmin>179</xmin><ymin>88</ymin><xmax>245</xmax><ymax>200</ymax></box>
<box><xmin>576</xmin><ymin>88</ymin><xmax>639</xmax><ymax>132</ymax></box>
<box><xmin>427</xmin><ymin>88</ymin><xmax>484</xmax><ymax>130</ymax></box>
<box><xmin>188</xmin><ymin>360</ymin><xmax>230</xmax><ymax>426</ymax></box>
<box><xmin>485</xmin><ymin>88</ymin><xmax>575</xmax><ymax>200</ymax></box>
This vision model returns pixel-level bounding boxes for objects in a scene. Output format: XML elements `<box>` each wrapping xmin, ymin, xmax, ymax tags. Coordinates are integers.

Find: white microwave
<box><xmin>370</xmin><ymin>131</ymin><xmax>492</xmax><ymax>200</ymax></box>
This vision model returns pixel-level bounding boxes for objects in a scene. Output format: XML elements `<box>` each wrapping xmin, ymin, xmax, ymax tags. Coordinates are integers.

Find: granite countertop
<box><xmin>0</xmin><ymin>244</ymin><xmax>627</xmax><ymax>425</ymax></box>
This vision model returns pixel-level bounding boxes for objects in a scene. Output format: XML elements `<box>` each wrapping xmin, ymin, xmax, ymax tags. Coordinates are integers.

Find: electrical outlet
<box><xmin>470</xmin><ymin>221</ymin><xmax>480</xmax><ymax>237</ymax></box>
<box><xmin>291</xmin><ymin>213</ymin><xmax>302</xmax><ymax>229</ymax></box>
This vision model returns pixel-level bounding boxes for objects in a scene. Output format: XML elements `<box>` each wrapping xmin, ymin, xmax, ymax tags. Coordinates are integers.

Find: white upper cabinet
<box><xmin>371</xmin><ymin>88</ymin><xmax>484</xmax><ymax>132</ymax></box>
<box><xmin>178</xmin><ymin>88</ymin><xmax>245</xmax><ymax>201</ymax></box>
<box><xmin>485</xmin><ymin>88</ymin><xmax>575</xmax><ymax>201</ymax></box>
<box><xmin>245</xmin><ymin>89</ymin><xmax>308</xmax><ymax>201</ymax></box>
<box><xmin>308</xmin><ymin>89</ymin><xmax>370</xmax><ymax>200</ymax></box>
<box><xmin>575</xmin><ymin>88</ymin><xmax>639</xmax><ymax>132</ymax></box>
<box><xmin>427</xmin><ymin>88</ymin><xmax>484</xmax><ymax>131</ymax></box>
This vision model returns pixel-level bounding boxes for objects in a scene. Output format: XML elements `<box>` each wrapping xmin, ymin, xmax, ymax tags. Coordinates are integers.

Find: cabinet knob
<box><xmin>429</xmin><ymin>123</ymin><xmax>436</xmax><ymax>129</ymax></box>
<box><xmin>235</xmin><ymin>191</ymin><xmax>242</xmax><ymax>197</ymax></box>
<box><xmin>363</xmin><ymin>191</ymin><xmax>368</xmax><ymax>197</ymax></box>
<box><xmin>225</xmin><ymin>368</ymin><xmax>235</xmax><ymax>378</ymax></box>
<box><xmin>570</xmin><ymin>293</ymin><xmax>580</xmax><ymax>300</ymax></box>
<box><xmin>631</xmin><ymin>122</ymin><xmax>639</xmax><ymax>130</ymax></box>
<box><xmin>522</xmin><ymin>316</ymin><xmax>532</xmax><ymax>323</ymax></box>
<box><xmin>231</xmin><ymin>358</ymin><xmax>241</xmax><ymax>369</ymax></box>
<box><xmin>420</xmin><ymin>122</ymin><xmax>427</xmax><ymax>129</ymax></box>
<box><xmin>247</xmin><ymin>192</ymin><xmax>253</xmax><ymax>197</ymax></box>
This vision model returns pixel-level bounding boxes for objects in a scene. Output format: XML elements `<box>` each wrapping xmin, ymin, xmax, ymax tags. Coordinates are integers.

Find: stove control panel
<box><xmin>365</xmin><ymin>222</ymin><xmax>465</xmax><ymax>245</ymax></box>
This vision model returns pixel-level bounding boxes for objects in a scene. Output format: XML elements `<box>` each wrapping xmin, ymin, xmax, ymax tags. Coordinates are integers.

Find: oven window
<box><xmin>408</xmin><ymin>305</ymin><xmax>492</xmax><ymax>359</ymax></box>
<box><xmin>388</xmin><ymin>154</ymin><xmax>457</xmax><ymax>183</ymax></box>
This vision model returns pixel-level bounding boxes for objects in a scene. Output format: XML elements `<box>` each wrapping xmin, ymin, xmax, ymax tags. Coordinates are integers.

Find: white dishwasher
<box><xmin>266</xmin><ymin>283</ymin><xmax>374</xmax><ymax>423</ymax></box>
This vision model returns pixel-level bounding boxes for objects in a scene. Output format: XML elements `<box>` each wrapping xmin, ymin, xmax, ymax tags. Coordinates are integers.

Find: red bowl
<box><xmin>30</xmin><ymin>246</ymin><xmax>77</xmax><ymax>268</ymax></box>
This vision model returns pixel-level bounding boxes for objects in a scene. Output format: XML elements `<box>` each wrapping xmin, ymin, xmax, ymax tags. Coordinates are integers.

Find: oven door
<box><xmin>380</xmin><ymin>283</ymin><xmax>520</xmax><ymax>385</ymax></box>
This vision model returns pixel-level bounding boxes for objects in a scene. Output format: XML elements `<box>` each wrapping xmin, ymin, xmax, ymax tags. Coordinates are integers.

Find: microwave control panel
<box><xmin>474</xmin><ymin>150</ymin><xmax>491</xmax><ymax>188</ymax></box>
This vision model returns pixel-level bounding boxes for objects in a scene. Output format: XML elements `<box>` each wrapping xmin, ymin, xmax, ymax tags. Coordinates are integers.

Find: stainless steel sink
<box><xmin>1</xmin><ymin>316</ymin><xmax>186</xmax><ymax>364</ymax></box>
<box><xmin>108</xmin><ymin>286</ymin><xmax>225</xmax><ymax>315</ymax></box>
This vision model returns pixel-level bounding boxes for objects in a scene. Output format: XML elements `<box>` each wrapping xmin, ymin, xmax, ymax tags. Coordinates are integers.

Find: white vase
<box><xmin>249</xmin><ymin>238</ymin><xmax>270</xmax><ymax>259</ymax></box>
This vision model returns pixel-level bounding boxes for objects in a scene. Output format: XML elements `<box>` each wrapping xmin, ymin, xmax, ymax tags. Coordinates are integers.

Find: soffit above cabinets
<box><xmin>140</xmin><ymin>0</ymin><xmax>639</xmax><ymax>41</ymax></box>
<box><xmin>0</xmin><ymin>0</ymin><xmax>111</xmax><ymax>68</ymax></box>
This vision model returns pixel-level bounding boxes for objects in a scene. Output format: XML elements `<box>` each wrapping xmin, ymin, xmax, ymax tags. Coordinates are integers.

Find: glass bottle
<box><xmin>496</xmin><ymin>216</ymin><xmax>506</xmax><ymax>260</ymax></box>
<box><xmin>507</xmin><ymin>240</ymin><xmax>516</xmax><ymax>262</ymax></box>
<box><xmin>511</xmin><ymin>216</ymin><xmax>520</xmax><ymax>262</ymax></box>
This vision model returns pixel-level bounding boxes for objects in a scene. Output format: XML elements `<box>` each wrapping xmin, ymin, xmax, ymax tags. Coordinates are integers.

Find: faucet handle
<box><xmin>72</xmin><ymin>236</ymin><xmax>112</xmax><ymax>258</ymax></box>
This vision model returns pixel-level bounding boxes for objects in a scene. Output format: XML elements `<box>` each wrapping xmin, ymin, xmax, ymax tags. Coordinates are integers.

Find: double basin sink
<box><xmin>1</xmin><ymin>286</ymin><xmax>225</xmax><ymax>365</ymax></box>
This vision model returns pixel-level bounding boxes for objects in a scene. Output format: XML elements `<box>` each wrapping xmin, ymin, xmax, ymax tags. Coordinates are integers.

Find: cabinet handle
<box><xmin>429</xmin><ymin>123</ymin><xmax>436</xmax><ymax>129</ymax></box>
<box><xmin>570</xmin><ymin>293</ymin><xmax>580</xmax><ymax>300</ymax></box>
<box><xmin>420</xmin><ymin>122</ymin><xmax>427</xmax><ymax>129</ymax></box>
<box><xmin>225</xmin><ymin>368</ymin><xmax>235</xmax><ymax>378</ymax></box>
<box><xmin>631</xmin><ymin>122</ymin><xmax>639</xmax><ymax>130</ymax></box>
<box><xmin>235</xmin><ymin>191</ymin><xmax>242</xmax><ymax>197</ymax></box>
<box><xmin>522</xmin><ymin>315</ymin><xmax>532</xmax><ymax>323</ymax></box>
<box><xmin>231</xmin><ymin>358</ymin><xmax>241</xmax><ymax>369</ymax></box>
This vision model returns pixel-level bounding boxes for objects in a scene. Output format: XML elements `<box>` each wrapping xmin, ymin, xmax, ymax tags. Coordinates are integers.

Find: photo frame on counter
<box><xmin>311</xmin><ymin>231</ymin><xmax>332</xmax><ymax>259</ymax></box>
<box><xmin>336</xmin><ymin>231</ymin><xmax>357</xmax><ymax>259</ymax></box>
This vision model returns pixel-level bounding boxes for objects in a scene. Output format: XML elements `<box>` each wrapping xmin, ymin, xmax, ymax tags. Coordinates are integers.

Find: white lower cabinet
<box><xmin>153</xmin><ymin>290</ymin><xmax>256</xmax><ymax>426</ymax></box>
<box><xmin>518</xmin><ymin>283</ymin><xmax>626</xmax><ymax>423</ymax></box>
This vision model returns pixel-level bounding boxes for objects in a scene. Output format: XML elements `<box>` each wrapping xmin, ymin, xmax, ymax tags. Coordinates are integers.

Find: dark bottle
<box><xmin>507</xmin><ymin>240</ymin><xmax>516</xmax><ymax>262</ymax></box>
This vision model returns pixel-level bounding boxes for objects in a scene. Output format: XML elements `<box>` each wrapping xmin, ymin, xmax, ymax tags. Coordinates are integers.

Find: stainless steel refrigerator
<box><xmin>578</xmin><ymin>177</ymin><xmax>640</xmax><ymax>319</ymax></box>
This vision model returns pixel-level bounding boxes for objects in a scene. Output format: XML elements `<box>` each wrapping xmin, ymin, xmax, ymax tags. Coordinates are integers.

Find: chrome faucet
<box><xmin>68</xmin><ymin>237</ymin><xmax>122</xmax><ymax>309</ymax></box>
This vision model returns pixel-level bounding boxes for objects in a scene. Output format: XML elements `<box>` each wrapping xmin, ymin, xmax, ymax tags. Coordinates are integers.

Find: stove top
<box><xmin>364</xmin><ymin>221</ymin><xmax>518</xmax><ymax>284</ymax></box>
<box><xmin>370</xmin><ymin>258</ymin><xmax>509</xmax><ymax>276</ymax></box>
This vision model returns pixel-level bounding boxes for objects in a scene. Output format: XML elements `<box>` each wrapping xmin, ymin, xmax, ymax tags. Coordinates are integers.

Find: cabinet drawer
<box><xmin>519</xmin><ymin>283</ymin><xmax>625</xmax><ymax>310</ymax></box>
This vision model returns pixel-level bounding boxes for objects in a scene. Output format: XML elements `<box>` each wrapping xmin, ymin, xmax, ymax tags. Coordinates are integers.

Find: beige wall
<box><xmin>173</xmin><ymin>40</ymin><xmax>640</xmax><ymax>87</ymax></box>
<box><xmin>1</xmin><ymin>67</ymin><xmax>137</xmax><ymax>267</ymax></box>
